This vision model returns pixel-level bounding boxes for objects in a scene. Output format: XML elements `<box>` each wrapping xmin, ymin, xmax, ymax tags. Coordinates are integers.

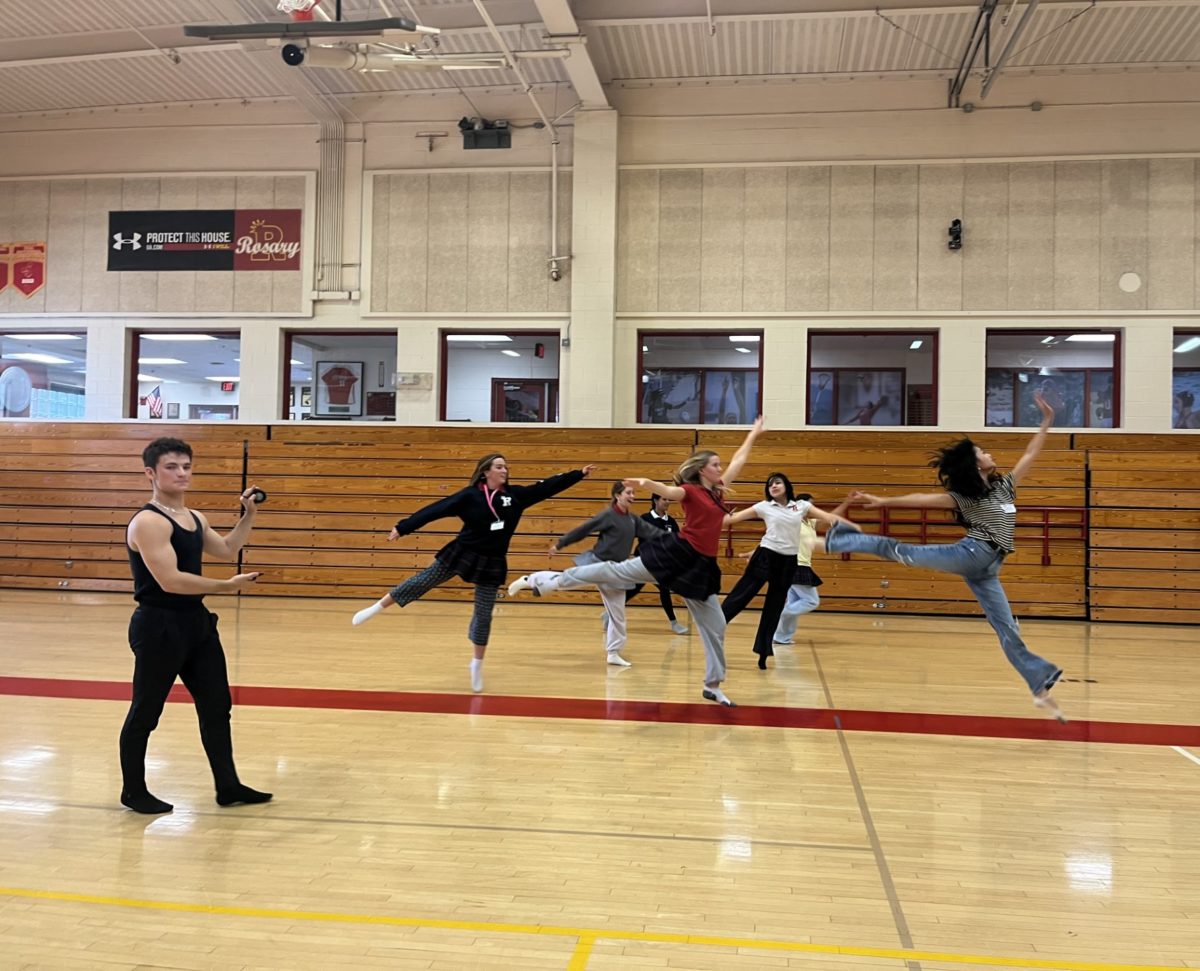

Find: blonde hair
<box><xmin>673</xmin><ymin>450</ymin><xmax>730</xmax><ymax>499</ymax></box>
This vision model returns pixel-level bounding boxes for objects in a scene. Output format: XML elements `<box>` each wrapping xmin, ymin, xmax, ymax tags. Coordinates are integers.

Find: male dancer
<box><xmin>120</xmin><ymin>437</ymin><xmax>271</xmax><ymax>814</ymax></box>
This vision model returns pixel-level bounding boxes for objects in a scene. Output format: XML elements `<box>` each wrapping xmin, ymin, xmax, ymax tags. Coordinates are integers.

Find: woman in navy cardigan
<box><xmin>352</xmin><ymin>452</ymin><xmax>595</xmax><ymax>692</ymax></box>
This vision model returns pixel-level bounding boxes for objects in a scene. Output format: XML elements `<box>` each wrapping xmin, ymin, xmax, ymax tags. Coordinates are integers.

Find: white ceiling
<box><xmin>0</xmin><ymin>0</ymin><xmax>1195</xmax><ymax>120</ymax></box>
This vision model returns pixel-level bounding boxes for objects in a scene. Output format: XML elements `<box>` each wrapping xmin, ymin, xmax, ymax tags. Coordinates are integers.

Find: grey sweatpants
<box><xmin>528</xmin><ymin>558</ymin><xmax>727</xmax><ymax>686</ymax></box>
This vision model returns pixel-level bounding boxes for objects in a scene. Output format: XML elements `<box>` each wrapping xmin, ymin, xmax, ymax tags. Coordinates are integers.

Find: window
<box><xmin>985</xmin><ymin>330</ymin><xmax>1119</xmax><ymax>428</ymax></box>
<box><xmin>442</xmin><ymin>331</ymin><xmax>559</xmax><ymax>422</ymax></box>
<box><xmin>1172</xmin><ymin>331</ymin><xmax>1200</xmax><ymax>429</ymax></box>
<box><xmin>807</xmin><ymin>331</ymin><xmax>937</xmax><ymax>426</ymax></box>
<box><xmin>285</xmin><ymin>331</ymin><xmax>398</xmax><ymax>421</ymax></box>
<box><xmin>639</xmin><ymin>332</ymin><xmax>762</xmax><ymax>425</ymax></box>
<box><xmin>130</xmin><ymin>330</ymin><xmax>240</xmax><ymax>420</ymax></box>
<box><xmin>0</xmin><ymin>331</ymin><xmax>87</xmax><ymax>418</ymax></box>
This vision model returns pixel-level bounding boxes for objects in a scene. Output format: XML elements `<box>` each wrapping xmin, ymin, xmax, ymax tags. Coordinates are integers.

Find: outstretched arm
<box><xmin>1011</xmin><ymin>391</ymin><xmax>1054</xmax><ymax>486</ymax></box>
<box><xmin>851</xmin><ymin>490</ymin><xmax>957</xmax><ymax>510</ymax></box>
<box><xmin>510</xmin><ymin>466</ymin><xmax>595</xmax><ymax>507</ymax></box>
<box><xmin>721</xmin><ymin>416</ymin><xmax>765</xmax><ymax>487</ymax></box>
<box><xmin>720</xmin><ymin>505</ymin><xmax>761</xmax><ymax>528</ymax></box>
<box><xmin>554</xmin><ymin>510</ymin><xmax>608</xmax><ymax>551</ymax></box>
<box><xmin>624</xmin><ymin>477</ymin><xmax>685</xmax><ymax>502</ymax></box>
<box><xmin>389</xmin><ymin>490</ymin><xmax>468</xmax><ymax>540</ymax></box>
<box><xmin>806</xmin><ymin>504</ymin><xmax>856</xmax><ymax>528</ymax></box>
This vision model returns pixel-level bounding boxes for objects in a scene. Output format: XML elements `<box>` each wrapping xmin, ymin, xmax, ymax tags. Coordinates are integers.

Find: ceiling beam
<box><xmin>532</xmin><ymin>0</ymin><xmax>608</xmax><ymax>107</ymax></box>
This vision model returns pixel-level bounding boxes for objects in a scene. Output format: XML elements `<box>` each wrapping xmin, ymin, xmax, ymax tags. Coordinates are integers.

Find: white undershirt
<box><xmin>754</xmin><ymin>499</ymin><xmax>812</xmax><ymax>555</ymax></box>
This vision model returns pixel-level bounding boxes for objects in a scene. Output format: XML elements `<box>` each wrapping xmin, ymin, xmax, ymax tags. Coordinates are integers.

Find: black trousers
<box><xmin>721</xmin><ymin>547</ymin><xmax>795</xmax><ymax>658</ymax></box>
<box><xmin>625</xmin><ymin>583</ymin><xmax>677</xmax><ymax>621</ymax></box>
<box><xmin>119</xmin><ymin>604</ymin><xmax>239</xmax><ymax>795</ymax></box>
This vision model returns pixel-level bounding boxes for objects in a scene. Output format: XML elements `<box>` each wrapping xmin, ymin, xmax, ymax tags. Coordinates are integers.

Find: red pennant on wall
<box><xmin>10</xmin><ymin>241</ymin><xmax>46</xmax><ymax>298</ymax></box>
<box><xmin>0</xmin><ymin>244</ymin><xmax>9</xmax><ymax>294</ymax></box>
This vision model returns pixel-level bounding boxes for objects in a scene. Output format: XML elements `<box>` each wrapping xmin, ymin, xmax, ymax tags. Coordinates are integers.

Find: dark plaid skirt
<box><xmin>435</xmin><ymin>540</ymin><xmax>507</xmax><ymax>587</ymax></box>
<box><xmin>638</xmin><ymin>533</ymin><xmax>721</xmax><ymax>600</ymax></box>
<box><xmin>793</xmin><ymin>564</ymin><xmax>823</xmax><ymax>588</ymax></box>
<box><xmin>747</xmin><ymin>546</ymin><xmax>825</xmax><ymax>588</ymax></box>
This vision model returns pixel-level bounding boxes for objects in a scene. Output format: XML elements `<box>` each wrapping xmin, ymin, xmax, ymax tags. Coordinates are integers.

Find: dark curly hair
<box><xmin>929</xmin><ymin>438</ymin><xmax>1000</xmax><ymax>500</ymax></box>
<box><xmin>764</xmin><ymin>472</ymin><xmax>796</xmax><ymax>503</ymax></box>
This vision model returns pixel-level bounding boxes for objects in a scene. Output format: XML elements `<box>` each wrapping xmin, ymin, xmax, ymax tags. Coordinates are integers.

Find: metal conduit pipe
<box><xmin>471</xmin><ymin>0</ymin><xmax>569</xmax><ymax>277</ymax></box>
<box><xmin>317</xmin><ymin>118</ymin><xmax>346</xmax><ymax>292</ymax></box>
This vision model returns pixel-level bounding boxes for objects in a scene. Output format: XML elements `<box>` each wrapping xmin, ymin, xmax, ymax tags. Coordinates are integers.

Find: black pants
<box><xmin>625</xmin><ymin>583</ymin><xmax>677</xmax><ymax>622</ymax></box>
<box><xmin>119</xmin><ymin>604</ymin><xmax>239</xmax><ymax>795</ymax></box>
<box><xmin>721</xmin><ymin>547</ymin><xmax>795</xmax><ymax>658</ymax></box>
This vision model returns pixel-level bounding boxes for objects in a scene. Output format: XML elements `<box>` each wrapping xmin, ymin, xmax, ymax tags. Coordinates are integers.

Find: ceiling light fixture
<box><xmin>205</xmin><ymin>376</ymin><xmax>241</xmax><ymax>382</ymax></box>
<box><xmin>909</xmin><ymin>340</ymin><xmax>923</xmax><ymax>350</ymax></box>
<box><xmin>1064</xmin><ymin>334</ymin><xmax>1116</xmax><ymax>342</ymax></box>
<box><xmin>141</xmin><ymin>334</ymin><xmax>218</xmax><ymax>341</ymax></box>
<box><xmin>501</xmin><ymin>350</ymin><xmax>521</xmax><ymax>358</ymax></box>
<box><xmin>446</xmin><ymin>334</ymin><xmax>512</xmax><ymax>342</ymax></box>
<box><xmin>1174</xmin><ymin>337</ymin><xmax>1200</xmax><ymax>354</ymax></box>
<box><xmin>728</xmin><ymin>335</ymin><xmax>761</xmax><ymax>343</ymax></box>
<box><xmin>137</xmin><ymin>374</ymin><xmax>179</xmax><ymax>383</ymax></box>
<box><xmin>3</xmin><ymin>352</ymin><xmax>73</xmax><ymax>365</ymax></box>
<box><xmin>137</xmin><ymin>357</ymin><xmax>186</xmax><ymax>365</ymax></box>
<box><xmin>2</xmin><ymin>333</ymin><xmax>82</xmax><ymax>341</ymax></box>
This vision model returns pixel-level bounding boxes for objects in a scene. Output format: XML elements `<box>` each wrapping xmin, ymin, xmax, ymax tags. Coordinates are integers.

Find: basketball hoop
<box><xmin>278</xmin><ymin>0</ymin><xmax>320</xmax><ymax>21</ymax></box>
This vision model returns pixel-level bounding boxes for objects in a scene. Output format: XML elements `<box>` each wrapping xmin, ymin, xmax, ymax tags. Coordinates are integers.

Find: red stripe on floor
<box><xmin>1</xmin><ymin>675</ymin><xmax>1198</xmax><ymax>747</ymax></box>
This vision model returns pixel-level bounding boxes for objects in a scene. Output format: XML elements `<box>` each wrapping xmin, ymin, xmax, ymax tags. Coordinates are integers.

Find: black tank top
<box><xmin>128</xmin><ymin>504</ymin><xmax>205</xmax><ymax>608</ymax></box>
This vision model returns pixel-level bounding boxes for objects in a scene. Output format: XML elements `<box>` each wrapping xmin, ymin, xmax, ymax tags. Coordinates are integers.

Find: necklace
<box><xmin>150</xmin><ymin>497</ymin><xmax>185</xmax><ymax>515</ymax></box>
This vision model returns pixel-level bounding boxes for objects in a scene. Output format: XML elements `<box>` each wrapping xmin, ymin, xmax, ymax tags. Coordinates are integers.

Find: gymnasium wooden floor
<box><xmin>0</xmin><ymin>587</ymin><xmax>1197</xmax><ymax>971</ymax></box>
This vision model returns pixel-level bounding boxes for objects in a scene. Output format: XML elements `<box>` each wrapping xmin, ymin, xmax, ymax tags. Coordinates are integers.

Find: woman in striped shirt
<box><xmin>818</xmin><ymin>393</ymin><xmax>1067</xmax><ymax>722</ymax></box>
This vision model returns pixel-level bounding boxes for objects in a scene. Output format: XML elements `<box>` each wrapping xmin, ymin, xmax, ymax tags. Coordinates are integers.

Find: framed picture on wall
<box><xmin>703</xmin><ymin>370</ymin><xmax>758</xmax><ymax>424</ymax></box>
<box><xmin>166</xmin><ymin>402</ymin><xmax>180</xmax><ymax>420</ymax></box>
<box><xmin>1018</xmin><ymin>371</ymin><xmax>1085</xmax><ymax>427</ymax></box>
<box><xmin>1172</xmin><ymin>370</ymin><xmax>1200</xmax><ymax>428</ymax></box>
<box><xmin>301</xmin><ymin>387</ymin><xmax>312</xmax><ymax>407</ymax></box>
<box><xmin>366</xmin><ymin>391</ymin><xmax>396</xmax><ymax>417</ymax></box>
<box><xmin>314</xmin><ymin>362</ymin><xmax>362</xmax><ymax>417</ymax></box>
<box><xmin>808</xmin><ymin>371</ymin><xmax>835</xmax><ymax>425</ymax></box>
<box><xmin>641</xmin><ymin>370</ymin><xmax>701</xmax><ymax>424</ymax></box>
<box><xmin>837</xmin><ymin>369</ymin><xmax>904</xmax><ymax>425</ymax></box>
<box><xmin>1088</xmin><ymin>372</ymin><xmax>1115</xmax><ymax>428</ymax></box>
<box><xmin>985</xmin><ymin>368</ymin><xmax>1016</xmax><ymax>427</ymax></box>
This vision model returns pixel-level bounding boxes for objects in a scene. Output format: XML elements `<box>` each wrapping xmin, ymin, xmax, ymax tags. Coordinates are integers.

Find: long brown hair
<box><xmin>469</xmin><ymin>453</ymin><xmax>505</xmax><ymax>486</ymax></box>
<box><xmin>673</xmin><ymin>450</ymin><xmax>728</xmax><ymax>500</ymax></box>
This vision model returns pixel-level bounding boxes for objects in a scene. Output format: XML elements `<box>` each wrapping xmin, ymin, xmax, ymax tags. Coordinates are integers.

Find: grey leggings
<box><xmin>533</xmin><ymin>557</ymin><xmax>727</xmax><ymax>686</ymax></box>
<box><xmin>389</xmin><ymin>561</ymin><xmax>500</xmax><ymax>646</ymax></box>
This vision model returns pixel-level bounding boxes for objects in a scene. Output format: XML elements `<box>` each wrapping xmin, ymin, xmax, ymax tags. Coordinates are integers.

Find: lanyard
<box><xmin>482</xmin><ymin>484</ymin><xmax>503</xmax><ymax>521</ymax></box>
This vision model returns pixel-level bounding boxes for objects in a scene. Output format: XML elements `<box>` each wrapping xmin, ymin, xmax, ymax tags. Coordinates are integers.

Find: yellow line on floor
<box><xmin>0</xmin><ymin>885</ymin><xmax>1187</xmax><ymax>971</ymax></box>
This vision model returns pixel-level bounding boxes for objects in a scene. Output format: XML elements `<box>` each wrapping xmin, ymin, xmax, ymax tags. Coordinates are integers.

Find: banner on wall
<box><xmin>107</xmin><ymin>210</ymin><xmax>302</xmax><ymax>271</ymax></box>
<box><xmin>0</xmin><ymin>241</ymin><xmax>46</xmax><ymax>298</ymax></box>
<box><xmin>10</xmin><ymin>241</ymin><xmax>47</xmax><ymax>297</ymax></box>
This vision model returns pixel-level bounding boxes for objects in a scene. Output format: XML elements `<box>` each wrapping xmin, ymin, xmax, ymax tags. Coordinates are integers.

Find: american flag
<box><xmin>147</xmin><ymin>385</ymin><xmax>163</xmax><ymax>418</ymax></box>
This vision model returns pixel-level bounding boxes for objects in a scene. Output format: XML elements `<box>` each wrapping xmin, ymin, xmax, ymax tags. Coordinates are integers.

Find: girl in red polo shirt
<box><xmin>509</xmin><ymin>418</ymin><xmax>764</xmax><ymax>707</ymax></box>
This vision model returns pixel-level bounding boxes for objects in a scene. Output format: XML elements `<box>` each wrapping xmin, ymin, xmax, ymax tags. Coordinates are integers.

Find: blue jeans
<box><xmin>773</xmin><ymin>585</ymin><xmax>820</xmax><ymax>644</ymax></box>
<box><xmin>824</xmin><ymin>524</ymin><xmax>1062</xmax><ymax>695</ymax></box>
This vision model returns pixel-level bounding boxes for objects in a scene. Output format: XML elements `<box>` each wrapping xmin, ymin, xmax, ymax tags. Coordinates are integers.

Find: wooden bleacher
<box><xmin>0</xmin><ymin>422</ymin><xmax>1196</xmax><ymax>625</ymax></box>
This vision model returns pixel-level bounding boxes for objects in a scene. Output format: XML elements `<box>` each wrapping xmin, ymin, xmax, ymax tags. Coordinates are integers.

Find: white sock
<box><xmin>352</xmin><ymin>602</ymin><xmax>385</xmax><ymax>626</ymax></box>
<box><xmin>469</xmin><ymin>658</ymin><xmax>484</xmax><ymax>693</ymax></box>
<box><xmin>705</xmin><ymin>686</ymin><xmax>732</xmax><ymax>705</ymax></box>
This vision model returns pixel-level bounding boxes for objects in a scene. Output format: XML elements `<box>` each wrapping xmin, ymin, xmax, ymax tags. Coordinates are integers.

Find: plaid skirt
<box><xmin>434</xmin><ymin>540</ymin><xmax>507</xmax><ymax>587</ymax></box>
<box><xmin>638</xmin><ymin>533</ymin><xmax>721</xmax><ymax>600</ymax></box>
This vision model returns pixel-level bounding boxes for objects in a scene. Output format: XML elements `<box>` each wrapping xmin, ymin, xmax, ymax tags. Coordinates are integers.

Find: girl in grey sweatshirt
<box><xmin>551</xmin><ymin>481</ymin><xmax>660</xmax><ymax>667</ymax></box>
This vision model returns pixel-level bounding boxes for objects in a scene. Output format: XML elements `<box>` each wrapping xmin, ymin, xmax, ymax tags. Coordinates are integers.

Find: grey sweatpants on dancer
<box><xmin>389</xmin><ymin>561</ymin><xmax>499</xmax><ymax>646</ymax></box>
<box><xmin>529</xmin><ymin>558</ymin><xmax>727</xmax><ymax>686</ymax></box>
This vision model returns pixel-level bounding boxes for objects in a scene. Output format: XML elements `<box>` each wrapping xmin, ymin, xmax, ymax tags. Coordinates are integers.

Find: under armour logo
<box><xmin>112</xmin><ymin>233</ymin><xmax>142</xmax><ymax>251</ymax></box>
<box><xmin>500</xmin><ymin>496</ymin><xmax>512</xmax><ymax>506</ymax></box>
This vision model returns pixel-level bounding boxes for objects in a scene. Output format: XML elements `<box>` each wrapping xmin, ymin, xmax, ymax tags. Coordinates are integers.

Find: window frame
<box><xmin>636</xmin><ymin>329</ymin><xmax>765</xmax><ymax>426</ymax></box>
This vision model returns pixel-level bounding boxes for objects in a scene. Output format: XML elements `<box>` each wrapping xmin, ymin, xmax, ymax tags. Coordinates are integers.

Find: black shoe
<box><xmin>120</xmin><ymin>790</ymin><xmax>173</xmax><ymax>815</ymax></box>
<box><xmin>757</xmin><ymin>654</ymin><xmax>768</xmax><ymax>670</ymax></box>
